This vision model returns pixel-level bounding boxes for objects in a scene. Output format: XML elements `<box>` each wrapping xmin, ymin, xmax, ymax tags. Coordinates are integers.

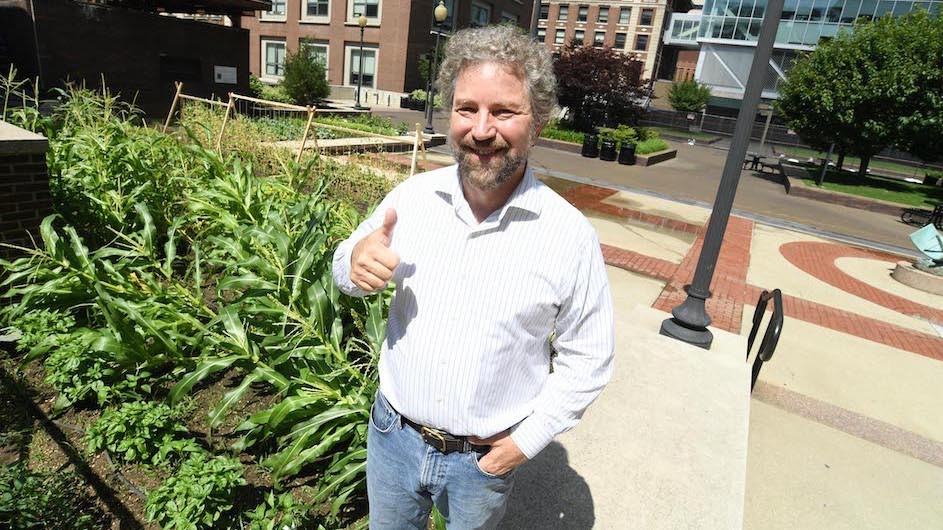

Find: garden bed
<box><xmin>636</xmin><ymin>148</ymin><xmax>678</xmax><ymax>166</ymax></box>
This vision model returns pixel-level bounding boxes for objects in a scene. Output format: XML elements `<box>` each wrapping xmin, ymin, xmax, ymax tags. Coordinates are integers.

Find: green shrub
<box><xmin>249</xmin><ymin>74</ymin><xmax>294</xmax><ymax>104</ymax></box>
<box><xmin>599</xmin><ymin>124</ymin><xmax>639</xmax><ymax>147</ymax></box>
<box><xmin>667</xmin><ymin>80</ymin><xmax>712</xmax><ymax>112</ymax></box>
<box><xmin>43</xmin><ymin>335</ymin><xmax>150</xmax><ymax>409</ymax></box>
<box><xmin>145</xmin><ymin>453</ymin><xmax>246</xmax><ymax>530</ymax></box>
<box><xmin>540</xmin><ymin>120</ymin><xmax>585</xmax><ymax>144</ymax></box>
<box><xmin>86</xmin><ymin>401</ymin><xmax>198</xmax><ymax>466</ymax></box>
<box><xmin>410</xmin><ymin>89</ymin><xmax>427</xmax><ymax>102</ymax></box>
<box><xmin>636</xmin><ymin>138</ymin><xmax>670</xmax><ymax>155</ymax></box>
<box><xmin>0</xmin><ymin>464</ymin><xmax>107</xmax><ymax>530</ymax></box>
<box><xmin>282</xmin><ymin>51</ymin><xmax>330</xmax><ymax>105</ymax></box>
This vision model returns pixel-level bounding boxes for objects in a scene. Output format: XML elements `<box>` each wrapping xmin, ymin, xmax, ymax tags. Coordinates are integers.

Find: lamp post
<box><xmin>425</xmin><ymin>1</ymin><xmax>448</xmax><ymax>134</ymax></box>
<box><xmin>659</xmin><ymin>0</ymin><xmax>785</xmax><ymax>349</ymax></box>
<box><xmin>354</xmin><ymin>13</ymin><xmax>368</xmax><ymax>110</ymax></box>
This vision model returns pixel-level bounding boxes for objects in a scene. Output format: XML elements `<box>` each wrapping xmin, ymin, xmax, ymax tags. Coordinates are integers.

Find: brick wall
<box><xmin>0</xmin><ymin>121</ymin><xmax>51</xmax><ymax>258</ymax></box>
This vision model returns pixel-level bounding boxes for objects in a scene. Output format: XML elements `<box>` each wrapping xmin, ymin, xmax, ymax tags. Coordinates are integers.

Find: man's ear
<box><xmin>533</xmin><ymin>122</ymin><xmax>545</xmax><ymax>143</ymax></box>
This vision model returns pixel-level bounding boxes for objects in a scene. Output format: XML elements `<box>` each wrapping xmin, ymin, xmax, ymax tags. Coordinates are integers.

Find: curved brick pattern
<box><xmin>780</xmin><ymin>241</ymin><xmax>943</xmax><ymax>324</ymax></box>
<box><xmin>744</xmin><ymin>284</ymin><xmax>943</xmax><ymax>362</ymax></box>
<box><xmin>586</xmin><ymin>202</ymin><xmax>703</xmax><ymax>236</ymax></box>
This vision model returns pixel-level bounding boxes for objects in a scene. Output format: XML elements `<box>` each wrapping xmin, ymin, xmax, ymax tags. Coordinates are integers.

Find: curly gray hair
<box><xmin>435</xmin><ymin>25</ymin><xmax>558</xmax><ymax>129</ymax></box>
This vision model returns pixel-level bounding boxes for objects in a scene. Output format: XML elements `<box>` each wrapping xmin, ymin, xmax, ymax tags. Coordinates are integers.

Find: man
<box><xmin>332</xmin><ymin>25</ymin><xmax>614</xmax><ymax>529</ymax></box>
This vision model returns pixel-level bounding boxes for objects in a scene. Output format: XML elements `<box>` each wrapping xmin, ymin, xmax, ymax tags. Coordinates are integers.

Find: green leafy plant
<box><xmin>240</xmin><ymin>491</ymin><xmax>314</xmax><ymax>530</ymax></box>
<box><xmin>282</xmin><ymin>50</ymin><xmax>330</xmax><ymax>105</ymax></box>
<box><xmin>599</xmin><ymin>124</ymin><xmax>639</xmax><ymax>148</ymax></box>
<box><xmin>249</xmin><ymin>74</ymin><xmax>294</xmax><ymax>105</ymax></box>
<box><xmin>85</xmin><ymin>401</ymin><xmax>199</xmax><ymax>466</ymax></box>
<box><xmin>636</xmin><ymin>138</ymin><xmax>670</xmax><ymax>155</ymax></box>
<box><xmin>667</xmin><ymin>80</ymin><xmax>712</xmax><ymax>112</ymax></box>
<box><xmin>0</xmin><ymin>464</ymin><xmax>107</xmax><ymax>530</ymax></box>
<box><xmin>145</xmin><ymin>452</ymin><xmax>246</xmax><ymax>530</ymax></box>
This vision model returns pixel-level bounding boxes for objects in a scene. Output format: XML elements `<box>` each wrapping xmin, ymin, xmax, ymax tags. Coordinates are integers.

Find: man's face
<box><xmin>448</xmin><ymin>62</ymin><xmax>538</xmax><ymax>191</ymax></box>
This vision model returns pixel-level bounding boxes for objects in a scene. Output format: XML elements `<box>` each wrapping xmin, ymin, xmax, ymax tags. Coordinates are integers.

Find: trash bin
<box><xmin>400</xmin><ymin>96</ymin><xmax>411</xmax><ymax>109</ymax></box>
<box><xmin>618</xmin><ymin>142</ymin><xmax>636</xmax><ymax>165</ymax></box>
<box><xmin>599</xmin><ymin>139</ymin><xmax>617</xmax><ymax>161</ymax></box>
<box><xmin>581</xmin><ymin>133</ymin><xmax>599</xmax><ymax>158</ymax></box>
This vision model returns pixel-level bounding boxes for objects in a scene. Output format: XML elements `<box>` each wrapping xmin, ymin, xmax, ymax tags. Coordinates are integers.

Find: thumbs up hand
<box><xmin>350</xmin><ymin>209</ymin><xmax>401</xmax><ymax>293</ymax></box>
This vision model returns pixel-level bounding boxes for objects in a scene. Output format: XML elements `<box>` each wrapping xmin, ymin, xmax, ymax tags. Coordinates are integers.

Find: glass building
<box><xmin>664</xmin><ymin>0</ymin><xmax>941</xmax><ymax>99</ymax></box>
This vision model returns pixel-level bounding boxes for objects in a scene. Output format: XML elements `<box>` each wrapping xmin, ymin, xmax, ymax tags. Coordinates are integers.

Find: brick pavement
<box><xmin>563</xmin><ymin>183</ymin><xmax>943</xmax><ymax>361</ymax></box>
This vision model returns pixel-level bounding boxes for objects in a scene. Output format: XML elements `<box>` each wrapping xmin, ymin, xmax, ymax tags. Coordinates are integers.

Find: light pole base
<box><xmin>659</xmin><ymin>318</ymin><xmax>713</xmax><ymax>350</ymax></box>
<box><xmin>353</xmin><ymin>104</ymin><xmax>370</xmax><ymax>111</ymax></box>
<box><xmin>424</xmin><ymin>125</ymin><xmax>436</xmax><ymax>135</ymax></box>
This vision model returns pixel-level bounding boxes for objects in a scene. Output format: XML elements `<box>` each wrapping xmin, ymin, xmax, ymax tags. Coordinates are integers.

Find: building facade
<box><xmin>534</xmin><ymin>0</ymin><xmax>674</xmax><ymax>79</ymax></box>
<box><xmin>662</xmin><ymin>0</ymin><xmax>942</xmax><ymax>101</ymax></box>
<box><xmin>241</xmin><ymin>0</ymin><xmax>533</xmax><ymax>100</ymax></box>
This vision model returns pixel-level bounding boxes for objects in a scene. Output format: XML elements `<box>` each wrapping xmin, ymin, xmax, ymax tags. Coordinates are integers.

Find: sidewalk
<box><xmin>499</xmin><ymin>178</ymin><xmax>943</xmax><ymax>529</ymax></box>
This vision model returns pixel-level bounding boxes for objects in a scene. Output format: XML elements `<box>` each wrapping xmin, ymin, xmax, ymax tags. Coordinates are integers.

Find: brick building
<box><xmin>240</xmin><ymin>0</ymin><xmax>534</xmax><ymax>102</ymax></box>
<box><xmin>534</xmin><ymin>0</ymin><xmax>681</xmax><ymax>80</ymax></box>
<box><xmin>0</xmin><ymin>0</ymin><xmax>265</xmax><ymax>117</ymax></box>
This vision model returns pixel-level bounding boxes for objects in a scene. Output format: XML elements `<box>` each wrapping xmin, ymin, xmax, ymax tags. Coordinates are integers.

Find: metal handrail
<box><xmin>747</xmin><ymin>289</ymin><xmax>783</xmax><ymax>391</ymax></box>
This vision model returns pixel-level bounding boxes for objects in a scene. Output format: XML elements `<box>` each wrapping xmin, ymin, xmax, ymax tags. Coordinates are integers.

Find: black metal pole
<box><xmin>660</xmin><ymin>0</ymin><xmax>785</xmax><ymax>349</ymax></box>
<box><xmin>817</xmin><ymin>142</ymin><xmax>835</xmax><ymax>186</ymax></box>
<box><xmin>425</xmin><ymin>25</ymin><xmax>442</xmax><ymax>134</ymax></box>
<box><xmin>355</xmin><ymin>25</ymin><xmax>366</xmax><ymax>110</ymax></box>
<box><xmin>529</xmin><ymin>0</ymin><xmax>540</xmax><ymax>38</ymax></box>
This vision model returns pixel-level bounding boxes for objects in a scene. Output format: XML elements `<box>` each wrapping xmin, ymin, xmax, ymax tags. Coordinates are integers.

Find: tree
<box><xmin>281</xmin><ymin>50</ymin><xmax>329</xmax><ymax>106</ymax></box>
<box><xmin>777</xmin><ymin>11</ymin><xmax>943</xmax><ymax>178</ymax></box>
<box><xmin>554</xmin><ymin>43</ymin><xmax>649</xmax><ymax>132</ymax></box>
<box><xmin>667</xmin><ymin>80</ymin><xmax>712</xmax><ymax>112</ymax></box>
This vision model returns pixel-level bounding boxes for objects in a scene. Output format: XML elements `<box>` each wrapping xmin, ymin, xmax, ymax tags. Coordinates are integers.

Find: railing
<box><xmin>747</xmin><ymin>289</ymin><xmax>783</xmax><ymax>392</ymax></box>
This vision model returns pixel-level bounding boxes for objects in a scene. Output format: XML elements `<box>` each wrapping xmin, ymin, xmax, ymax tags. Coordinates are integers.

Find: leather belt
<box><xmin>400</xmin><ymin>416</ymin><xmax>488</xmax><ymax>455</ymax></box>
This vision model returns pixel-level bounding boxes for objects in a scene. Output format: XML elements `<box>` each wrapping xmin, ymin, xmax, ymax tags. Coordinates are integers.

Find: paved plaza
<box><xmin>374</xmin><ymin>119</ymin><xmax>943</xmax><ymax>528</ymax></box>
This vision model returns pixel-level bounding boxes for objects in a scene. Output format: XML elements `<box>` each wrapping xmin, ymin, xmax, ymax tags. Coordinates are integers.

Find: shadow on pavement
<box><xmin>499</xmin><ymin>441</ymin><xmax>594</xmax><ymax>529</ymax></box>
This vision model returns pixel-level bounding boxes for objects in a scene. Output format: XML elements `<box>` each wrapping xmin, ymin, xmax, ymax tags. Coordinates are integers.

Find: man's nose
<box><xmin>471</xmin><ymin>111</ymin><xmax>496</xmax><ymax>141</ymax></box>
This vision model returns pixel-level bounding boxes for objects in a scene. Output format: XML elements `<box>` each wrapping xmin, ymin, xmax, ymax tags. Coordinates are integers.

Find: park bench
<box><xmin>743</xmin><ymin>152</ymin><xmax>779</xmax><ymax>174</ymax></box>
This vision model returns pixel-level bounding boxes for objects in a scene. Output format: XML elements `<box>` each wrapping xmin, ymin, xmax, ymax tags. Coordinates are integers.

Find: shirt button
<box><xmin>436</xmin><ymin>398</ymin><xmax>443</xmax><ymax>404</ymax></box>
<box><xmin>440</xmin><ymin>358</ymin><xmax>447</xmax><ymax>365</ymax></box>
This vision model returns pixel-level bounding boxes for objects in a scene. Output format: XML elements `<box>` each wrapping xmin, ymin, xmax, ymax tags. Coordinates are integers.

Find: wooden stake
<box><xmin>410</xmin><ymin>123</ymin><xmax>421</xmax><ymax>177</ymax></box>
<box><xmin>297</xmin><ymin>106</ymin><xmax>316</xmax><ymax>164</ymax></box>
<box><xmin>162</xmin><ymin>81</ymin><xmax>183</xmax><ymax>133</ymax></box>
<box><xmin>216</xmin><ymin>93</ymin><xmax>234</xmax><ymax>153</ymax></box>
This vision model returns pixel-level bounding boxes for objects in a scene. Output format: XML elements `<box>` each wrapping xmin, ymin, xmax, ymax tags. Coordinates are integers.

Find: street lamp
<box><xmin>425</xmin><ymin>1</ymin><xmax>448</xmax><ymax>134</ymax></box>
<box><xmin>354</xmin><ymin>13</ymin><xmax>369</xmax><ymax>110</ymax></box>
<box><xmin>659</xmin><ymin>0</ymin><xmax>785</xmax><ymax>349</ymax></box>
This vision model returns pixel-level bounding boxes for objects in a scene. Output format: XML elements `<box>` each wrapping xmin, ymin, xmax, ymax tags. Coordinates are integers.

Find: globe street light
<box><xmin>424</xmin><ymin>1</ymin><xmax>448</xmax><ymax>134</ymax></box>
<box><xmin>354</xmin><ymin>13</ymin><xmax>369</xmax><ymax>110</ymax></box>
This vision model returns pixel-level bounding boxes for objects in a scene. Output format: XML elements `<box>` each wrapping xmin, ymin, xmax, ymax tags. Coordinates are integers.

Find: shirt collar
<box><xmin>435</xmin><ymin>163</ymin><xmax>543</xmax><ymax>221</ymax></box>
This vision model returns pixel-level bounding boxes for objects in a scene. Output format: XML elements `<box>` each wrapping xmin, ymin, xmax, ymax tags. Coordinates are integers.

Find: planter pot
<box><xmin>400</xmin><ymin>96</ymin><xmax>410</xmax><ymax>109</ymax></box>
<box><xmin>618</xmin><ymin>143</ymin><xmax>637</xmax><ymax>165</ymax></box>
<box><xmin>581</xmin><ymin>133</ymin><xmax>599</xmax><ymax>158</ymax></box>
<box><xmin>599</xmin><ymin>139</ymin><xmax>618</xmax><ymax>161</ymax></box>
<box><xmin>409</xmin><ymin>99</ymin><xmax>426</xmax><ymax>111</ymax></box>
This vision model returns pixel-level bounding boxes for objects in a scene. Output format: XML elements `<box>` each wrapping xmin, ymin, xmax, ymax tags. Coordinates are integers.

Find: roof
<box><xmin>151</xmin><ymin>0</ymin><xmax>270</xmax><ymax>15</ymax></box>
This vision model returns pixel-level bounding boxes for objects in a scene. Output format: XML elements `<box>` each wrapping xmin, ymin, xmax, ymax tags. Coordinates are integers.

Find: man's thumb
<box><xmin>379</xmin><ymin>208</ymin><xmax>397</xmax><ymax>242</ymax></box>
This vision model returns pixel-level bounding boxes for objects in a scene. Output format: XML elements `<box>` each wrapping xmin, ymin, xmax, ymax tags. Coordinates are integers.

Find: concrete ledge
<box><xmin>636</xmin><ymin>148</ymin><xmax>678</xmax><ymax>167</ymax></box>
<box><xmin>0</xmin><ymin>120</ymin><xmax>48</xmax><ymax>155</ymax></box>
<box><xmin>780</xmin><ymin>162</ymin><xmax>912</xmax><ymax>217</ymax></box>
<box><xmin>892</xmin><ymin>261</ymin><xmax>943</xmax><ymax>295</ymax></box>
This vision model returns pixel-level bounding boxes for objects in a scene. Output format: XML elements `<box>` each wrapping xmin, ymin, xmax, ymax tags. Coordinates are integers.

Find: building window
<box><xmin>614</xmin><ymin>32</ymin><xmax>626</xmax><ymax>48</ymax></box>
<box><xmin>640</xmin><ymin>8</ymin><xmax>654</xmax><ymax>26</ymax></box>
<box><xmin>305</xmin><ymin>0</ymin><xmax>329</xmax><ymax>18</ymax></box>
<box><xmin>574</xmin><ymin>29</ymin><xmax>585</xmax><ymax>43</ymax></box>
<box><xmin>619</xmin><ymin>6</ymin><xmax>631</xmax><ymax>24</ymax></box>
<box><xmin>539</xmin><ymin>2</ymin><xmax>549</xmax><ymax>20</ymax></box>
<box><xmin>554</xmin><ymin>28</ymin><xmax>565</xmax><ymax>44</ymax></box>
<box><xmin>634</xmin><ymin>33</ymin><xmax>649</xmax><ymax>51</ymax></box>
<box><xmin>594</xmin><ymin>31</ymin><xmax>605</xmax><ymax>46</ymax></box>
<box><xmin>352</xmin><ymin>0</ymin><xmax>379</xmax><ymax>19</ymax></box>
<box><xmin>347</xmin><ymin>46</ymin><xmax>377</xmax><ymax>88</ymax></box>
<box><xmin>500</xmin><ymin>11</ymin><xmax>518</xmax><ymax>23</ymax></box>
<box><xmin>264</xmin><ymin>0</ymin><xmax>286</xmax><ymax>18</ymax></box>
<box><xmin>471</xmin><ymin>1</ymin><xmax>491</xmax><ymax>26</ymax></box>
<box><xmin>537</xmin><ymin>27</ymin><xmax>547</xmax><ymax>40</ymax></box>
<box><xmin>598</xmin><ymin>6</ymin><xmax>608</xmax><ymax>23</ymax></box>
<box><xmin>557</xmin><ymin>4</ymin><xmax>568</xmax><ymax>21</ymax></box>
<box><xmin>262</xmin><ymin>39</ymin><xmax>286</xmax><ymax>78</ymax></box>
<box><xmin>578</xmin><ymin>5</ymin><xmax>588</xmax><ymax>21</ymax></box>
<box><xmin>302</xmin><ymin>41</ymin><xmax>329</xmax><ymax>71</ymax></box>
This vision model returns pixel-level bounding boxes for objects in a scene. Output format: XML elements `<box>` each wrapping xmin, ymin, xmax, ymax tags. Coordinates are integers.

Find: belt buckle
<box><xmin>421</xmin><ymin>426</ymin><xmax>448</xmax><ymax>453</ymax></box>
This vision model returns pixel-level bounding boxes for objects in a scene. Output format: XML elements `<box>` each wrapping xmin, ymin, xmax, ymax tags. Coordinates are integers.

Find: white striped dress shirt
<box><xmin>332</xmin><ymin>164</ymin><xmax>614</xmax><ymax>459</ymax></box>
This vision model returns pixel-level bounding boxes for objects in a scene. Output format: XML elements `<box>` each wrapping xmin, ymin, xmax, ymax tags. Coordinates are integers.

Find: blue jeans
<box><xmin>367</xmin><ymin>392</ymin><xmax>516</xmax><ymax>529</ymax></box>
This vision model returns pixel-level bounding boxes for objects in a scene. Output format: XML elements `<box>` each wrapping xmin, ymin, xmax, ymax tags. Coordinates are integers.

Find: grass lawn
<box><xmin>647</xmin><ymin>126</ymin><xmax>720</xmax><ymax>142</ymax></box>
<box><xmin>778</xmin><ymin>145</ymin><xmax>931</xmax><ymax>177</ymax></box>
<box><xmin>800</xmin><ymin>167</ymin><xmax>943</xmax><ymax>208</ymax></box>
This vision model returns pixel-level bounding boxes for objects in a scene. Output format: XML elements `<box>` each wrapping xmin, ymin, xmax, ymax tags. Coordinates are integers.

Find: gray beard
<box><xmin>450</xmin><ymin>137</ymin><xmax>530</xmax><ymax>192</ymax></box>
